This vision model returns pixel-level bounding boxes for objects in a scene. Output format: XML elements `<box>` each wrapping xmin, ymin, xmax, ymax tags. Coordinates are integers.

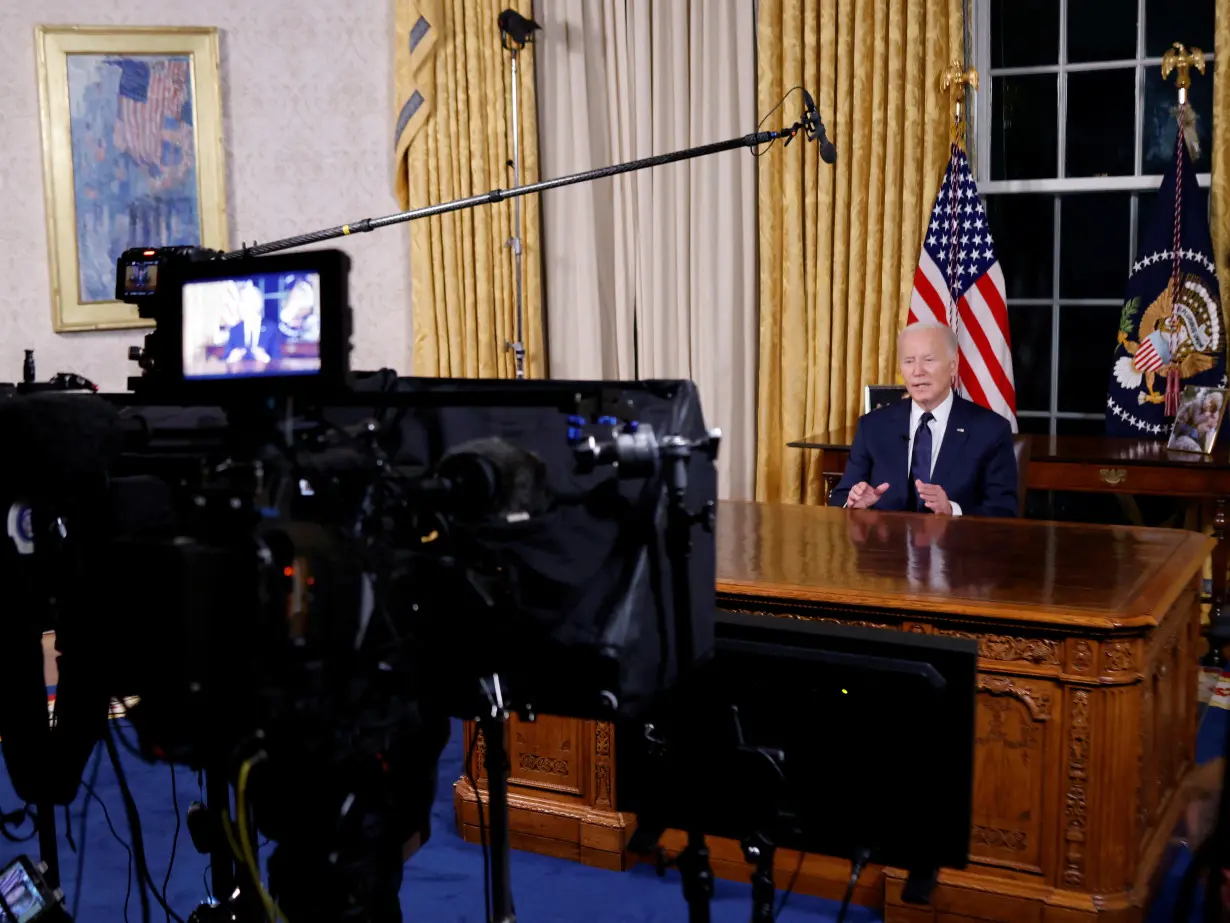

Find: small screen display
<box><xmin>0</xmin><ymin>860</ymin><xmax>47</xmax><ymax>922</ymax></box>
<box><xmin>182</xmin><ymin>271</ymin><xmax>322</xmax><ymax>381</ymax></box>
<box><xmin>122</xmin><ymin>260</ymin><xmax>159</xmax><ymax>297</ymax></box>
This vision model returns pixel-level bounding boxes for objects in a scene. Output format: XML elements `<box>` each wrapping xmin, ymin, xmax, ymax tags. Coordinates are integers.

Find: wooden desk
<box><xmin>788</xmin><ymin>430</ymin><xmax>1230</xmax><ymax>627</ymax></box>
<box><xmin>454</xmin><ymin>502</ymin><xmax>1211</xmax><ymax>923</ymax></box>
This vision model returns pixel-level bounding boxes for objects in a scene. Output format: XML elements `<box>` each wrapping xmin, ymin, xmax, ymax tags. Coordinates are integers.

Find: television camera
<box><xmin>1</xmin><ymin>239</ymin><xmax>721</xmax><ymax>923</ymax></box>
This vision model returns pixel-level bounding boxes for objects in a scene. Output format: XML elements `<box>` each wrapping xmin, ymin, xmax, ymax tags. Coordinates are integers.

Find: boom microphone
<box><xmin>801</xmin><ymin>89</ymin><xmax>837</xmax><ymax>164</ymax></box>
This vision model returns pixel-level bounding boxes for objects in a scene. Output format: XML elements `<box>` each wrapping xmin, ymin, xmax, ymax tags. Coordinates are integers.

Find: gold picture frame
<box><xmin>35</xmin><ymin>25</ymin><xmax>228</xmax><ymax>332</ymax></box>
<box><xmin>1167</xmin><ymin>386</ymin><xmax>1229</xmax><ymax>455</ymax></box>
<box><xmin>863</xmin><ymin>384</ymin><xmax>909</xmax><ymax>415</ymax></box>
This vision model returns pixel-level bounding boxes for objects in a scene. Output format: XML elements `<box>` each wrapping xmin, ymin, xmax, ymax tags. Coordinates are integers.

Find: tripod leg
<box><xmin>677</xmin><ymin>831</ymin><xmax>714</xmax><ymax>923</ymax></box>
<box><xmin>37</xmin><ymin>801</ymin><xmax>60</xmax><ymax>890</ymax></box>
<box><xmin>749</xmin><ymin>844</ymin><xmax>777</xmax><ymax>923</ymax></box>
<box><xmin>479</xmin><ymin>712</ymin><xmax>516</xmax><ymax>923</ymax></box>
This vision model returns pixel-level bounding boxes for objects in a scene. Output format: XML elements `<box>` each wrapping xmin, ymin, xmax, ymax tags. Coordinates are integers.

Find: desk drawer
<box><xmin>1029</xmin><ymin>461</ymin><xmax>1230</xmax><ymax>498</ymax></box>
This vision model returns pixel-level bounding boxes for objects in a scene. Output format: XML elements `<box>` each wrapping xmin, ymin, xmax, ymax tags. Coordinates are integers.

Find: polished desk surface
<box><xmin>715</xmin><ymin>500</ymin><xmax>1212</xmax><ymax>628</ymax></box>
<box><xmin>787</xmin><ymin>429</ymin><xmax>1230</xmax><ymax>469</ymax></box>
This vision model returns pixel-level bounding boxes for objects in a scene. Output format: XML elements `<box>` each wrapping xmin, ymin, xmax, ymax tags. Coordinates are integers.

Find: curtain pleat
<box><xmin>755</xmin><ymin>0</ymin><xmax>963</xmax><ymax>503</ymax></box>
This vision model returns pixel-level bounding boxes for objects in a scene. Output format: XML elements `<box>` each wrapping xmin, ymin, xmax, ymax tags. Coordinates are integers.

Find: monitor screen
<box><xmin>0</xmin><ymin>859</ymin><xmax>47</xmax><ymax>922</ymax></box>
<box><xmin>122</xmin><ymin>259</ymin><xmax>159</xmax><ymax>298</ymax></box>
<box><xmin>181</xmin><ymin>271</ymin><xmax>322</xmax><ymax>381</ymax></box>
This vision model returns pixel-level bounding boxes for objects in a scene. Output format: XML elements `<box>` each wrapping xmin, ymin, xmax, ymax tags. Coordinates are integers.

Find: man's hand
<box><xmin>916</xmin><ymin>480</ymin><xmax>953</xmax><ymax>516</ymax></box>
<box><xmin>846</xmin><ymin>481</ymin><xmax>890</xmax><ymax>509</ymax></box>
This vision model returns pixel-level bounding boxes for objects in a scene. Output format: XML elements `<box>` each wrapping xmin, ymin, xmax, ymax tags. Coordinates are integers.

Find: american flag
<box><xmin>113</xmin><ymin>59</ymin><xmax>188</xmax><ymax>169</ymax></box>
<box><xmin>1133</xmin><ymin>330</ymin><xmax>1170</xmax><ymax>374</ymax></box>
<box><xmin>908</xmin><ymin>145</ymin><xmax>1017</xmax><ymax>431</ymax></box>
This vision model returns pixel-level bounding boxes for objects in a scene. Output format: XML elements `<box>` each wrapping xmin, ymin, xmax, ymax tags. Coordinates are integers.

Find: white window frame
<box><xmin>969</xmin><ymin>0</ymin><xmax>1214</xmax><ymax>435</ymax></box>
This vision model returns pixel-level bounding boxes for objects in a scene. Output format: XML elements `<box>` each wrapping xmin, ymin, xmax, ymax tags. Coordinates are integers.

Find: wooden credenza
<box><xmin>455</xmin><ymin>502</ymin><xmax>1212</xmax><ymax>923</ymax></box>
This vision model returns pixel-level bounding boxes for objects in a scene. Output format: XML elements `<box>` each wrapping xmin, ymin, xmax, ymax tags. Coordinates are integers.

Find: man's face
<box><xmin>285</xmin><ymin>283</ymin><xmax>315</xmax><ymax>321</ymax></box>
<box><xmin>899</xmin><ymin>327</ymin><xmax>956</xmax><ymax>408</ymax></box>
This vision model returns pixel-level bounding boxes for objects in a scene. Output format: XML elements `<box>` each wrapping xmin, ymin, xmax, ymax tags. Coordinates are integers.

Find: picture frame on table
<box><xmin>864</xmin><ymin>384</ymin><xmax>909</xmax><ymax>415</ymax></box>
<box><xmin>1167</xmin><ymin>386</ymin><xmax>1229</xmax><ymax>455</ymax></box>
<box><xmin>35</xmin><ymin>25</ymin><xmax>228</xmax><ymax>332</ymax></box>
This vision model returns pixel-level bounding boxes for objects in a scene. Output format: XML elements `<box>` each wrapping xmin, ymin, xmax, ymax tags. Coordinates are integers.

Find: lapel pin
<box><xmin>956</xmin><ymin>427</ymin><xmax>965</xmax><ymax>433</ymax></box>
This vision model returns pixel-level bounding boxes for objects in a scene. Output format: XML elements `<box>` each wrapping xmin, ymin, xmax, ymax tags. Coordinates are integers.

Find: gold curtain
<box><xmin>393</xmin><ymin>0</ymin><xmax>545</xmax><ymax>378</ymax></box>
<box><xmin>755</xmin><ymin>0</ymin><xmax>964</xmax><ymax>503</ymax></box>
<box><xmin>1215</xmin><ymin>2</ymin><xmax>1230</xmax><ymax>332</ymax></box>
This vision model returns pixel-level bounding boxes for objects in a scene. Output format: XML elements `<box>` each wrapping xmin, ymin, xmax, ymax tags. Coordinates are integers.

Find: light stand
<box><xmin>498</xmin><ymin>10</ymin><xmax>539</xmax><ymax>380</ymax></box>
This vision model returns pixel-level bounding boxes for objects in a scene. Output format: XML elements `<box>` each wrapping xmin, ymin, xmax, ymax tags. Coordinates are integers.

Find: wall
<box><xmin>0</xmin><ymin>0</ymin><xmax>411</xmax><ymax>392</ymax></box>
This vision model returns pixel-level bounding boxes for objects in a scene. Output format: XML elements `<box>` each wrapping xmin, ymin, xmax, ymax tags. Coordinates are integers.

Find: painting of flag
<box><xmin>67</xmin><ymin>55</ymin><xmax>200</xmax><ymax>304</ymax></box>
<box><xmin>36</xmin><ymin>27</ymin><xmax>227</xmax><ymax>331</ymax></box>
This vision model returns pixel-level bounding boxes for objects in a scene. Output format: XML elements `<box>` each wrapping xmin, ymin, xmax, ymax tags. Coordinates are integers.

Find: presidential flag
<box><xmin>1107</xmin><ymin>123</ymin><xmax>1225</xmax><ymax>436</ymax></box>
<box><xmin>908</xmin><ymin>145</ymin><xmax>1018</xmax><ymax>431</ymax></box>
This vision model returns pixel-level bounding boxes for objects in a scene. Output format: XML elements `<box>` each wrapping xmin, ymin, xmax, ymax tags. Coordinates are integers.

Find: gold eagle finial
<box><xmin>942</xmin><ymin>62</ymin><xmax>979</xmax><ymax>150</ymax></box>
<box><xmin>1161</xmin><ymin>43</ymin><xmax>1205</xmax><ymax>104</ymax></box>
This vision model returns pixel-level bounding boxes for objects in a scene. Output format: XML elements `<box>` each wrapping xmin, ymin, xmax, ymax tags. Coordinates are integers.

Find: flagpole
<box><xmin>941</xmin><ymin>63</ymin><xmax>978</xmax><ymax>395</ymax></box>
<box><xmin>1160</xmin><ymin>43</ymin><xmax>1207</xmax><ymax>418</ymax></box>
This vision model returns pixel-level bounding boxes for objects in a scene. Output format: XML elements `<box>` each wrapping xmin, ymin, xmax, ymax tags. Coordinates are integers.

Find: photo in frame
<box><xmin>1167</xmin><ymin>386</ymin><xmax>1229</xmax><ymax>454</ymax></box>
<box><xmin>35</xmin><ymin>25</ymin><xmax>228</xmax><ymax>331</ymax></box>
<box><xmin>864</xmin><ymin>384</ymin><xmax>910</xmax><ymax>415</ymax></box>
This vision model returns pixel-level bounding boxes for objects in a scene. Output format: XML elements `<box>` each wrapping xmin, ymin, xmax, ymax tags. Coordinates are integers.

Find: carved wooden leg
<box><xmin>1208</xmin><ymin>498</ymin><xmax>1228</xmax><ymax>657</ymax></box>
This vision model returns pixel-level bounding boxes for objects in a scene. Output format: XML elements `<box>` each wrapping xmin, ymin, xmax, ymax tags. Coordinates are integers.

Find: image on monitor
<box><xmin>181</xmin><ymin>270</ymin><xmax>322</xmax><ymax>380</ymax></box>
<box><xmin>0</xmin><ymin>860</ymin><xmax>47</xmax><ymax>922</ymax></box>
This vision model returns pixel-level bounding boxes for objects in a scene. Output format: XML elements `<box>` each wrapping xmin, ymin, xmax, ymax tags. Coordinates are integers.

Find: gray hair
<box><xmin>898</xmin><ymin>321</ymin><xmax>958</xmax><ymax>360</ymax></box>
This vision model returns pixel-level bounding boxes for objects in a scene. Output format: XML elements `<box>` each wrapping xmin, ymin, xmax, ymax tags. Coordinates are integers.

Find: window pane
<box><xmin>1056</xmin><ymin>417</ymin><xmax>1108</xmax><ymax>435</ymax></box>
<box><xmin>1067</xmin><ymin>0</ymin><xmax>1138</xmax><ymax>62</ymax></box>
<box><xmin>985</xmin><ymin>194</ymin><xmax>1054</xmax><ymax>298</ymax></box>
<box><xmin>1059</xmin><ymin>193</ymin><xmax>1132</xmax><ymax>298</ymax></box>
<box><xmin>1008</xmin><ymin>305</ymin><xmax>1052</xmax><ymax>411</ymax></box>
<box><xmin>992</xmin><ymin>75</ymin><xmax>1059</xmax><ymax>180</ymax></box>
<box><xmin>1142</xmin><ymin>66</ymin><xmax>1214</xmax><ymax>174</ymax></box>
<box><xmin>1137</xmin><ymin>189</ymin><xmax>1212</xmax><ymax>254</ymax></box>
<box><xmin>1017</xmin><ymin>415</ymin><xmax>1052</xmax><ymax>435</ymax></box>
<box><xmin>991</xmin><ymin>0</ymin><xmax>1060</xmax><ymax>68</ymax></box>
<box><xmin>1146</xmin><ymin>0</ymin><xmax>1214</xmax><ymax>57</ymax></box>
<box><xmin>1058</xmin><ymin>305</ymin><xmax>1123</xmax><ymax>412</ymax></box>
<box><xmin>1065</xmin><ymin>69</ymin><xmax>1136</xmax><ymax>177</ymax></box>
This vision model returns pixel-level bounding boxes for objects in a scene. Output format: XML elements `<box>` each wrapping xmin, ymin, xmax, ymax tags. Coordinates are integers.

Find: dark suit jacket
<box><xmin>225</xmin><ymin>319</ymin><xmax>276</xmax><ymax>358</ymax></box>
<box><xmin>827</xmin><ymin>394</ymin><xmax>1019</xmax><ymax>518</ymax></box>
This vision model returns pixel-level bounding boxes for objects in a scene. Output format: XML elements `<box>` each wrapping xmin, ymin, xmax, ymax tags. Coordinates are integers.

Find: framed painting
<box><xmin>35</xmin><ymin>26</ymin><xmax>227</xmax><ymax>332</ymax></box>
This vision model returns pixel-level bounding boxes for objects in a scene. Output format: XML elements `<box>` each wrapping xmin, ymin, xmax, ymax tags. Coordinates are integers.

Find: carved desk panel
<box><xmin>455</xmin><ymin>502</ymin><xmax>1211</xmax><ymax>923</ymax></box>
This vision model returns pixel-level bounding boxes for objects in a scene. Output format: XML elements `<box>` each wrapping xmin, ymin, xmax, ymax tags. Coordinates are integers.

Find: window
<box><xmin>973</xmin><ymin>0</ymin><xmax>1214</xmax><ymax>436</ymax></box>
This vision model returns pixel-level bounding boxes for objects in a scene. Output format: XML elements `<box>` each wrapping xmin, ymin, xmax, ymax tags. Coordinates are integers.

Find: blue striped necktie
<box><xmin>909</xmin><ymin>411</ymin><xmax>934</xmax><ymax>511</ymax></box>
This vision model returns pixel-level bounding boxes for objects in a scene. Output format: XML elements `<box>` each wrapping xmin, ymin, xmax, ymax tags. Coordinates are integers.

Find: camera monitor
<box><xmin>143</xmin><ymin>249</ymin><xmax>352</xmax><ymax>398</ymax></box>
<box><xmin>618</xmin><ymin>612</ymin><xmax>978</xmax><ymax>876</ymax></box>
<box><xmin>181</xmin><ymin>269</ymin><xmax>322</xmax><ymax>381</ymax></box>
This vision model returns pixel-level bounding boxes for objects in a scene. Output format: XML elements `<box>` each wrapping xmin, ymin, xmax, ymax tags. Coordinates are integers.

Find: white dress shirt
<box><xmin>908</xmin><ymin>389</ymin><xmax>962</xmax><ymax>516</ymax></box>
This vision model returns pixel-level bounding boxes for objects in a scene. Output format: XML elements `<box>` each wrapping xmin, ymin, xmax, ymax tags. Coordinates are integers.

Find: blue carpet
<box><xmin>4</xmin><ymin>686</ymin><xmax>1228</xmax><ymax>922</ymax></box>
<box><xmin>1</xmin><ymin>717</ymin><xmax>868</xmax><ymax>922</ymax></box>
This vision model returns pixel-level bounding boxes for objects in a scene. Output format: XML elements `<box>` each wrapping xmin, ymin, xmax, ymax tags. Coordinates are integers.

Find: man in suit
<box><xmin>827</xmin><ymin>321</ymin><xmax>1018</xmax><ymax>517</ymax></box>
<box><xmin>224</xmin><ymin>281</ymin><xmax>274</xmax><ymax>366</ymax></box>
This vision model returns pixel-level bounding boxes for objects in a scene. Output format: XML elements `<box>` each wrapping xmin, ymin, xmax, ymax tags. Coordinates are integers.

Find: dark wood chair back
<box><xmin>1013</xmin><ymin>434</ymin><xmax>1031</xmax><ymax>516</ymax></box>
